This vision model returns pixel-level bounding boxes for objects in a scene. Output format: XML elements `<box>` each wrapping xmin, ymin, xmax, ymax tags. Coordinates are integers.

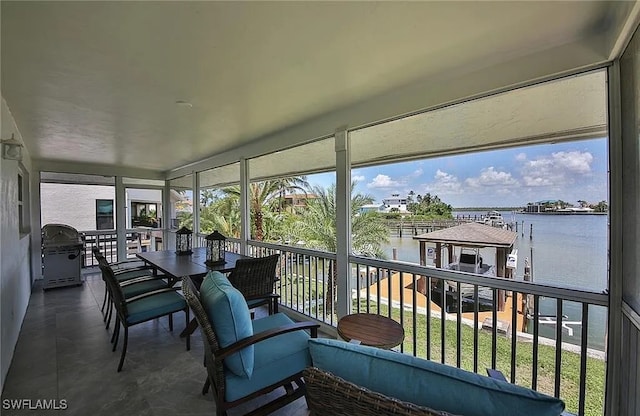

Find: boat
<box><xmin>440</xmin><ymin>248</ymin><xmax>496</xmax><ymax>312</ymax></box>
<box><xmin>476</xmin><ymin>210</ymin><xmax>505</xmax><ymax>227</ymax></box>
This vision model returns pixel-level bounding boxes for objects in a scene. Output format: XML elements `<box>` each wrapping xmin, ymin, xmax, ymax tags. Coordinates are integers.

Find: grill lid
<box><xmin>42</xmin><ymin>224</ymin><xmax>83</xmax><ymax>247</ymax></box>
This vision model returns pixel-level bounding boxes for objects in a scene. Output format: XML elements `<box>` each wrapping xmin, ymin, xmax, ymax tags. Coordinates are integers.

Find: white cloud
<box><xmin>367</xmin><ymin>174</ymin><xmax>401</xmax><ymax>188</ymax></box>
<box><xmin>521</xmin><ymin>151</ymin><xmax>594</xmax><ymax>187</ymax></box>
<box><xmin>465</xmin><ymin>167</ymin><xmax>518</xmax><ymax>188</ymax></box>
<box><xmin>352</xmin><ymin>174</ymin><xmax>366</xmax><ymax>182</ymax></box>
<box><xmin>424</xmin><ymin>169</ymin><xmax>463</xmax><ymax>195</ymax></box>
<box><xmin>410</xmin><ymin>168</ymin><xmax>423</xmax><ymax>178</ymax></box>
<box><xmin>516</xmin><ymin>153</ymin><xmax>527</xmax><ymax>162</ymax></box>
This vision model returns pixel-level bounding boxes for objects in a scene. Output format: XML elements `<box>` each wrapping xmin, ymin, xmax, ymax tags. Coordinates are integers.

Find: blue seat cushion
<box><xmin>126</xmin><ymin>291</ymin><xmax>186</xmax><ymax>325</ymax></box>
<box><xmin>115</xmin><ymin>269</ymin><xmax>153</xmax><ymax>282</ymax></box>
<box><xmin>122</xmin><ymin>279</ymin><xmax>168</xmax><ymax>298</ymax></box>
<box><xmin>309</xmin><ymin>338</ymin><xmax>565</xmax><ymax>416</ymax></box>
<box><xmin>225</xmin><ymin>313</ymin><xmax>311</xmax><ymax>402</ymax></box>
<box><xmin>200</xmin><ymin>271</ymin><xmax>254</xmax><ymax>378</ymax></box>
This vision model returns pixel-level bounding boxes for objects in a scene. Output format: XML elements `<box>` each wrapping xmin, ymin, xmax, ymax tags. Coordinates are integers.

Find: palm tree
<box><xmin>221</xmin><ymin>177</ymin><xmax>309</xmax><ymax>240</ymax></box>
<box><xmin>297</xmin><ymin>183</ymin><xmax>389</xmax><ymax>315</ymax></box>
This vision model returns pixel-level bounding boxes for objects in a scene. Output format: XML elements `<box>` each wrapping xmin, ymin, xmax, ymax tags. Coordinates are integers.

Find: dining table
<box><xmin>136</xmin><ymin>247</ymin><xmax>253</xmax><ymax>338</ymax></box>
<box><xmin>136</xmin><ymin>247</ymin><xmax>251</xmax><ymax>287</ymax></box>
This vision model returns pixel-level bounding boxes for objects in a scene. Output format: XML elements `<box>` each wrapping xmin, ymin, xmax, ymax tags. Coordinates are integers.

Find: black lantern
<box><xmin>175</xmin><ymin>226</ymin><xmax>193</xmax><ymax>255</ymax></box>
<box><xmin>205</xmin><ymin>230</ymin><xmax>226</xmax><ymax>265</ymax></box>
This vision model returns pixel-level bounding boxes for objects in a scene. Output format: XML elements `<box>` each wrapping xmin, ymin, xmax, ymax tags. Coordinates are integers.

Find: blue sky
<box><xmin>307</xmin><ymin>138</ymin><xmax>608</xmax><ymax>208</ymax></box>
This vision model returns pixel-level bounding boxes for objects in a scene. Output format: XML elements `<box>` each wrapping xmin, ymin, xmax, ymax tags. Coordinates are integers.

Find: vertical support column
<box><xmin>192</xmin><ymin>172</ymin><xmax>200</xmax><ymax>246</ymax></box>
<box><xmin>115</xmin><ymin>176</ymin><xmax>127</xmax><ymax>261</ymax></box>
<box><xmin>335</xmin><ymin>127</ymin><xmax>351</xmax><ymax>319</ymax></box>
<box><xmin>240</xmin><ymin>158</ymin><xmax>250</xmax><ymax>255</ymax></box>
<box><xmin>163</xmin><ymin>179</ymin><xmax>172</xmax><ymax>251</ymax></box>
<box><xmin>606</xmin><ymin>57</ymin><xmax>624</xmax><ymax>416</ymax></box>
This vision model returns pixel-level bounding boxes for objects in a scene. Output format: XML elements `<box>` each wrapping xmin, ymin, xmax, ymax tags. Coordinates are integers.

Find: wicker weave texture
<box><xmin>227</xmin><ymin>254</ymin><xmax>279</xmax><ymax>298</ymax></box>
<box><xmin>303</xmin><ymin>367</ymin><xmax>458</xmax><ymax>416</ymax></box>
<box><xmin>181</xmin><ymin>277</ymin><xmax>226</xmax><ymax>400</ymax></box>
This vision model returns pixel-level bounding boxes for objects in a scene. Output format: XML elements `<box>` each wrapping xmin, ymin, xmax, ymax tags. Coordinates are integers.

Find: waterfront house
<box><xmin>1</xmin><ymin>2</ymin><xmax>639</xmax><ymax>415</ymax></box>
<box><xmin>382</xmin><ymin>193</ymin><xmax>409</xmax><ymax>213</ymax></box>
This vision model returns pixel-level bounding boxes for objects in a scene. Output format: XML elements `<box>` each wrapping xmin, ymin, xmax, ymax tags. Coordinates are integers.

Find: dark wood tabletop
<box><xmin>337</xmin><ymin>313</ymin><xmax>405</xmax><ymax>349</ymax></box>
<box><xmin>136</xmin><ymin>247</ymin><xmax>251</xmax><ymax>280</ymax></box>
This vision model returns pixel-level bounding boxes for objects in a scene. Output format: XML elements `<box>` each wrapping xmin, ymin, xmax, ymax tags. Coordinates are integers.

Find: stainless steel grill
<box><xmin>41</xmin><ymin>224</ymin><xmax>84</xmax><ymax>290</ymax></box>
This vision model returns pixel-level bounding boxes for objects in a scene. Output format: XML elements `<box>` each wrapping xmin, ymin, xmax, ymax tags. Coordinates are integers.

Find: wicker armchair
<box><xmin>226</xmin><ymin>254</ymin><xmax>280</xmax><ymax>314</ymax></box>
<box><xmin>304</xmin><ymin>367</ymin><xmax>457</xmax><ymax>416</ymax></box>
<box><xmin>182</xmin><ymin>275</ymin><xmax>319</xmax><ymax>416</ymax></box>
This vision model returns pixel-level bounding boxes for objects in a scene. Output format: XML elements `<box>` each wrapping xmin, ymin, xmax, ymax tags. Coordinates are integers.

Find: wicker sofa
<box><xmin>305</xmin><ymin>338</ymin><xmax>566</xmax><ymax>416</ymax></box>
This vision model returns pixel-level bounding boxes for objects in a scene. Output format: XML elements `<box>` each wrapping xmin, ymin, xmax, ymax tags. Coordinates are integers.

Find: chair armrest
<box><xmin>486</xmin><ymin>368</ymin><xmax>508</xmax><ymax>382</ymax></box>
<box><xmin>244</xmin><ymin>293</ymin><xmax>280</xmax><ymax>301</ymax></box>
<box><xmin>125</xmin><ymin>287</ymin><xmax>180</xmax><ymax>303</ymax></box>
<box><xmin>216</xmin><ymin>321</ymin><xmax>320</xmax><ymax>360</ymax></box>
<box><xmin>112</xmin><ymin>265</ymin><xmax>153</xmax><ymax>276</ymax></box>
<box><xmin>120</xmin><ymin>275</ymin><xmax>167</xmax><ymax>287</ymax></box>
<box><xmin>111</xmin><ymin>259</ymin><xmax>148</xmax><ymax>268</ymax></box>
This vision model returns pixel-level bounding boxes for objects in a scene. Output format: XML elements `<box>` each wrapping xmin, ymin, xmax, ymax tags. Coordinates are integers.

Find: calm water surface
<box><xmin>380</xmin><ymin>211</ymin><xmax>609</xmax><ymax>350</ymax></box>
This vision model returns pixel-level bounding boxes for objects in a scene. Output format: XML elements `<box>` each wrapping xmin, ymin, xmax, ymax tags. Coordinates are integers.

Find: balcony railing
<box><xmin>81</xmin><ymin>228</ymin><xmax>164</xmax><ymax>267</ymax></box>
<box><xmin>246</xmin><ymin>241</ymin><xmax>607</xmax><ymax>416</ymax></box>
<box><xmin>78</xmin><ymin>231</ymin><xmax>607</xmax><ymax>415</ymax></box>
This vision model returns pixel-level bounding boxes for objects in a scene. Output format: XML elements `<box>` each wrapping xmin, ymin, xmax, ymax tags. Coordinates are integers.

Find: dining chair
<box><xmin>98</xmin><ymin>261</ymin><xmax>190</xmax><ymax>372</ymax></box>
<box><xmin>92</xmin><ymin>247</ymin><xmax>156</xmax><ymax>315</ymax></box>
<box><xmin>182</xmin><ymin>272</ymin><xmax>319</xmax><ymax>416</ymax></box>
<box><xmin>226</xmin><ymin>254</ymin><xmax>281</xmax><ymax>315</ymax></box>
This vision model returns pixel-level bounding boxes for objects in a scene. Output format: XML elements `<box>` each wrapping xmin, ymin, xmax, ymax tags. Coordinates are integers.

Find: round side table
<box><xmin>337</xmin><ymin>313</ymin><xmax>405</xmax><ymax>349</ymax></box>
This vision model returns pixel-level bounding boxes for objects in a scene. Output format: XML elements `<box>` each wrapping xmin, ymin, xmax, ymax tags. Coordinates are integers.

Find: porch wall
<box><xmin>0</xmin><ymin>97</ymin><xmax>33</xmax><ymax>391</ymax></box>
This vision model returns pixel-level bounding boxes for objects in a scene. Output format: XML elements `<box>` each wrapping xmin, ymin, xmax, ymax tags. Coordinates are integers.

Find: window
<box><xmin>18</xmin><ymin>172</ymin><xmax>24</xmax><ymax>231</ymax></box>
<box><xmin>17</xmin><ymin>168</ymin><xmax>30</xmax><ymax>234</ymax></box>
<box><xmin>96</xmin><ymin>199</ymin><xmax>114</xmax><ymax>230</ymax></box>
<box><xmin>131</xmin><ymin>201</ymin><xmax>160</xmax><ymax>228</ymax></box>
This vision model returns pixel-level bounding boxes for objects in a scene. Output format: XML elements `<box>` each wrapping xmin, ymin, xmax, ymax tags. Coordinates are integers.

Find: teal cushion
<box><xmin>309</xmin><ymin>338</ymin><xmax>565</xmax><ymax>416</ymax></box>
<box><xmin>122</xmin><ymin>279</ymin><xmax>168</xmax><ymax>298</ymax></box>
<box><xmin>126</xmin><ymin>291</ymin><xmax>186</xmax><ymax>325</ymax></box>
<box><xmin>114</xmin><ymin>269</ymin><xmax>153</xmax><ymax>282</ymax></box>
<box><xmin>225</xmin><ymin>313</ymin><xmax>311</xmax><ymax>401</ymax></box>
<box><xmin>200</xmin><ymin>271</ymin><xmax>254</xmax><ymax>378</ymax></box>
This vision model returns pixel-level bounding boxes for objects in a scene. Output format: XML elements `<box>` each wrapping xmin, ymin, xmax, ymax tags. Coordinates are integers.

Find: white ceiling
<box><xmin>1</xmin><ymin>1</ymin><xmax>638</xmax><ymax>175</ymax></box>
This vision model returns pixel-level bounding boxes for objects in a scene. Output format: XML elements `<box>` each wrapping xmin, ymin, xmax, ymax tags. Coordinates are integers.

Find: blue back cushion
<box><xmin>200</xmin><ymin>271</ymin><xmax>254</xmax><ymax>378</ymax></box>
<box><xmin>309</xmin><ymin>338</ymin><xmax>565</xmax><ymax>416</ymax></box>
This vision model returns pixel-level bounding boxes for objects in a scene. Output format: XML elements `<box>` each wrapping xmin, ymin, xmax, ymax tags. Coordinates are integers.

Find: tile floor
<box><xmin>1</xmin><ymin>270</ymin><xmax>311</xmax><ymax>416</ymax></box>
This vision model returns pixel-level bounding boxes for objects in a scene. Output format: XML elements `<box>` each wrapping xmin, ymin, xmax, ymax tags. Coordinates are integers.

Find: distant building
<box><xmin>359</xmin><ymin>203</ymin><xmax>384</xmax><ymax>214</ymax></box>
<box><xmin>382</xmin><ymin>193</ymin><xmax>409</xmax><ymax>213</ymax></box>
<box><xmin>524</xmin><ymin>199</ymin><xmax>559</xmax><ymax>213</ymax></box>
<box><xmin>283</xmin><ymin>193</ymin><xmax>318</xmax><ymax>211</ymax></box>
<box><xmin>40</xmin><ymin>183</ymin><xmax>184</xmax><ymax>231</ymax></box>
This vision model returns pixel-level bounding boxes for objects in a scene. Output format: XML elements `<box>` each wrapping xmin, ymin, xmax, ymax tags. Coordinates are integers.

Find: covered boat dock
<box><xmin>413</xmin><ymin>222</ymin><xmax>518</xmax><ymax>278</ymax></box>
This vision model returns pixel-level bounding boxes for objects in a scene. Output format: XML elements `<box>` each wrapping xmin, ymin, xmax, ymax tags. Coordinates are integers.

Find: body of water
<box><xmin>380</xmin><ymin>211</ymin><xmax>609</xmax><ymax>351</ymax></box>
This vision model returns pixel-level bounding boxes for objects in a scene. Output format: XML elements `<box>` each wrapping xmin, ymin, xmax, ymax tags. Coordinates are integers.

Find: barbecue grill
<box><xmin>41</xmin><ymin>224</ymin><xmax>84</xmax><ymax>289</ymax></box>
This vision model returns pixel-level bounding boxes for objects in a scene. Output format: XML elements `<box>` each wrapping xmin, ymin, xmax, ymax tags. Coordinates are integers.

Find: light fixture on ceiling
<box><xmin>1</xmin><ymin>134</ymin><xmax>24</xmax><ymax>161</ymax></box>
<box><xmin>175</xmin><ymin>100</ymin><xmax>193</xmax><ymax>108</ymax></box>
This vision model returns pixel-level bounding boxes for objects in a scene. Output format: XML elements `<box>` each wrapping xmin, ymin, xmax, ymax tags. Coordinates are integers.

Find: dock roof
<box><xmin>413</xmin><ymin>222</ymin><xmax>517</xmax><ymax>248</ymax></box>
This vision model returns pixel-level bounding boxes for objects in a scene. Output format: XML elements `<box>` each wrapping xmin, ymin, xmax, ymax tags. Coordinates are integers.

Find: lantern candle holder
<box><xmin>205</xmin><ymin>230</ymin><xmax>226</xmax><ymax>266</ymax></box>
<box><xmin>175</xmin><ymin>226</ymin><xmax>193</xmax><ymax>255</ymax></box>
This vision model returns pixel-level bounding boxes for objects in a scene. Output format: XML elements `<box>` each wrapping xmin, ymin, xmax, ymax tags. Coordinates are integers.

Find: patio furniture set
<box><xmin>94</xmin><ymin>247</ymin><xmax>567</xmax><ymax>416</ymax></box>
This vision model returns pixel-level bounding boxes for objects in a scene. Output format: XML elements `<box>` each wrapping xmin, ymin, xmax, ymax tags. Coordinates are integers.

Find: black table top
<box><xmin>136</xmin><ymin>247</ymin><xmax>251</xmax><ymax>279</ymax></box>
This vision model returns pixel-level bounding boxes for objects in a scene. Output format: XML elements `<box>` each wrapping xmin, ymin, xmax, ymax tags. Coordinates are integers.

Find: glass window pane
<box><xmin>198</xmin><ymin>163</ymin><xmax>240</xmax><ymax>237</ymax></box>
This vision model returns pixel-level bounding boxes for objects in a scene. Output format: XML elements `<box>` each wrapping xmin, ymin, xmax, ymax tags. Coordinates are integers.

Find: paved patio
<box><xmin>1</xmin><ymin>270</ymin><xmax>310</xmax><ymax>416</ymax></box>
